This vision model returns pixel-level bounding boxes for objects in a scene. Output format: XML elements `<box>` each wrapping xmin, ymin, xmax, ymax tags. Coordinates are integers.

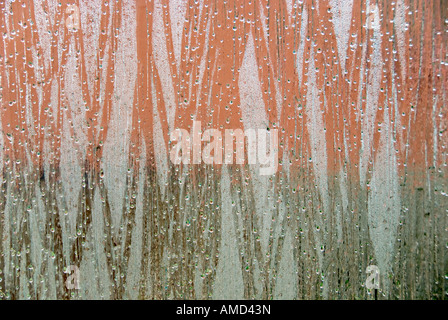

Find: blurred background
<box><xmin>0</xmin><ymin>0</ymin><xmax>447</xmax><ymax>299</ymax></box>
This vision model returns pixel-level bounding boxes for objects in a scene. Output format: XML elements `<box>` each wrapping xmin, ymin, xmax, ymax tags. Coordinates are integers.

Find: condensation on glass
<box><xmin>0</xmin><ymin>0</ymin><xmax>447</xmax><ymax>300</ymax></box>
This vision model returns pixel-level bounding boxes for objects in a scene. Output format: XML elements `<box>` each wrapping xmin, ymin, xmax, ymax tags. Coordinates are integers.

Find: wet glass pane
<box><xmin>0</xmin><ymin>0</ymin><xmax>447</xmax><ymax>300</ymax></box>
